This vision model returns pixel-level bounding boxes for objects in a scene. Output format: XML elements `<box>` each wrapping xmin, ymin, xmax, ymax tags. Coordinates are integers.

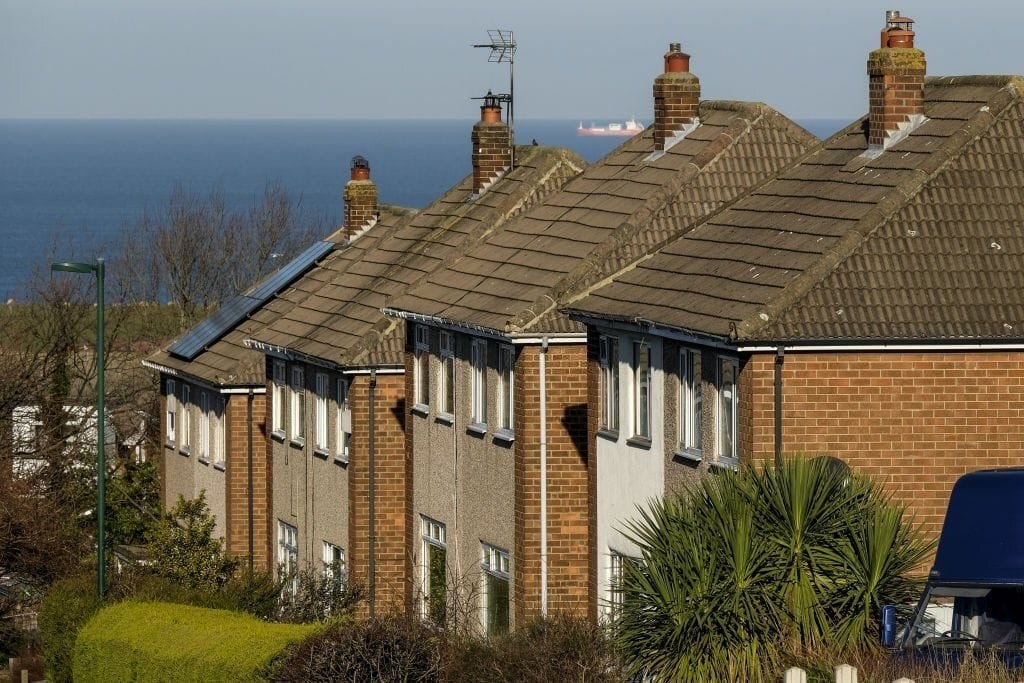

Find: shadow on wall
<box><xmin>561</xmin><ymin>404</ymin><xmax>588</xmax><ymax>462</ymax></box>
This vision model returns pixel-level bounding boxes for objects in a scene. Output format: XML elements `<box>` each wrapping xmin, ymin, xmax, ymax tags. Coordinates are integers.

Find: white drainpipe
<box><xmin>540</xmin><ymin>336</ymin><xmax>549</xmax><ymax>616</ymax></box>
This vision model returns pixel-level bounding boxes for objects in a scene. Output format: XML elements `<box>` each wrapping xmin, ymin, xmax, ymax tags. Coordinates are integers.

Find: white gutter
<box><xmin>508</xmin><ymin>335</ymin><xmax>585</xmax><ymax>345</ymax></box>
<box><xmin>738</xmin><ymin>342</ymin><xmax>1024</xmax><ymax>353</ymax></box>
<box><xmin>342</xmin><ymin>367</ymin><xmax>404</xmax><ymax>376</ymax></box>
<box><xmin>141</xmin><ymin>360</ymin><xmax>266</xmax><ymax>394</ymax></box>
<box><xmin>384</xmin><ymin>307</ymin><xmax>584</xmax><ymax>345</ymax></box>
<box><xmin>219</xmin><ymin>387</ymin><xmax>267</xmax><ymax>395</ymax></box>
<box><xmin>540</xmin><ymin>336</ymin><xmax>549</xmax><ymax>617</ymax></box>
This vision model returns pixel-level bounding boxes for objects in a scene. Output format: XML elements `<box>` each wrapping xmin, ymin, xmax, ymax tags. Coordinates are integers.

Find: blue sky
<box><xmin>2</xmin><ymin>0</ymin><xmax>1021</xmax><ymax>120</ymax></box>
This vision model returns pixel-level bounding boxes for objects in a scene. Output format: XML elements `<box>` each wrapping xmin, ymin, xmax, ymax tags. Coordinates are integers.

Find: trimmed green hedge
<box><xmin>72</xmin><ymin>601</ymin><xmax>322</xmax><ymax>682</ymax></box>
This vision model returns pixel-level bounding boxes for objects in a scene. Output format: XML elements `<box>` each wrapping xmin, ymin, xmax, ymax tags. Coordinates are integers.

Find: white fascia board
<box><xmin>386</xmin><ymin>307</ymin><xmax>585</xmax><ymax>345</ymax></box>
<box><xmin>739</xmin><ymin>342</ymin><xmax>1024</xmax><ymax>353</ymax></box>
<box><xmin>342</xmin><ymin>367</ymin><xmax>405</xmax><ymax>376</ymax></box>
<box><xmin>568</xmin><ymin>312</ymin><xmax>733</xmax><ymax>350</ymax></box>
<box><xmin>219</xmin><ymin>387</ymin><xmax>267</xmax><ymax>395</ymax></box>
<box><xmin>143</xmin><ymin>359</ymin><xmax>265</xmax><ymax>394</ymax></box>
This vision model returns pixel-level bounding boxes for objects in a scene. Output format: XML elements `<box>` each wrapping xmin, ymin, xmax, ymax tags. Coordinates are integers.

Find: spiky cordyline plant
<box><xmin>613</xmin><ymin>456</ymin><xmax>932</xmax><ymax>682</ymax></box>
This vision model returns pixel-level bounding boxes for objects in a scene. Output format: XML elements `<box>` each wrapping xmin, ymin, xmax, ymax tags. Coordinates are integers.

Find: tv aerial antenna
<box><xmin>473</xmin><ymin>29</ymin><xmax>516</xmax><ymax>164</ymax></box>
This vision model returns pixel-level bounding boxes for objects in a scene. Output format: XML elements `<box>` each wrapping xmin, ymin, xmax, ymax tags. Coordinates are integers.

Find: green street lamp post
<box><xmin>51</xmin><ymin>258</ymin><xmax>106</xmax><ymax>599</ymax></box>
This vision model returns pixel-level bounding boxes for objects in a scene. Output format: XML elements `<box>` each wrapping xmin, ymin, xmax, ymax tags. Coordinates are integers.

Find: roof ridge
<box><xmin>732</xmin><ymin>78</ymin><xmax>1024</xmax><ymax>341</ymax></box>
<box><xmin>520</xmin><ymin>104</ymin><xmax>823</xmax><ymax>333</ymax></box>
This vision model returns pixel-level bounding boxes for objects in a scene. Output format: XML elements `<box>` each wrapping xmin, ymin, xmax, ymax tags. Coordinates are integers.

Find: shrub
<box><xmin>613</xmin><ymin>456</ymin><xmax>932</xmax><ymax>682</ymax></box>
<box><xmin>271</xmin><ymin>615</ymin><xmax>442</xmax><ymax>682</ymax></box>
<box><xmin>73</xmin><ymin>601</ymin><xmax>321</xmax><ymax>683</ymax></box>
<box><xmin>276</xmin><ymin>564</ymin><xmax>364</xmax><ymax>623</ymax></box>
<box><xmin>38</xmin><ymin>574</ymin><xmax>102</xmax><ymax>683</ymax></box>
<box><xmin>146</xmin><ymin>493</ymin><xmax>238</xmax><ymax>590</ymax></box>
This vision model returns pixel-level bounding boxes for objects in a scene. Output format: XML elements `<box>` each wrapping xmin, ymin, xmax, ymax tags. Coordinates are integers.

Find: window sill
<box><xmin>271</xmin><ymin>430</ymin><xmax>286</xmax><ymax>443</ymax></box>
<box><xmin>673</xmin><ymin>449</ymin><xmax>703</xmax><ymax>464</ymax></box>
<box><xmin>165</xmin><ymin>441</ymin><xmax>176</xmax><ymax>450</ymax></box>
<box><xmin>435</xmin><ymin>412</ymin><xmax>455</xmax><ymax>426</ymax></box>
<box><xmin>290</xmin><ymin>437</ymin><xmax>306</xmax><ymax>449</ymax></box>
<box><xmin>493</xmin><ymin>428</ymin><xmax>515</xmax><ymax>444</ymax></box>
<box><xmin>197</xmin><ymin>456</ymin><xmax>210</xmax><ymax>466</ymax></box>
<box><xmin>178</xmin><ymin>446</ymin><xmax>191</xmax><ymax>457</ymax></box>
<box><xmin>596</xmin><ymin>428</ymin><xmax>619</xmax><ymax>443</ymax></box>
<box><xmin>710</xmin><ymin>456</ymin><xmax>739</xmax><ymax>473</ymax></box>
<box><xmin>466</xmin><ymin>422</ymin><xmax>488</xmax><ymax>437</ymax></box>
<box><xmin>313</xmin><ymin>447</ymin><xmax>330</xmax><ymax>459</ymax></box>
<box><xmin>213</xmin><ymin>460</ymin><xmax>226</xmax><ymax>471</ymax></box>
<box><xmin>626</xmin><ymin>436</ymin><xmax>652</xmax><ymax>450</ymax></box>
<box><xmin>411</xmin><ymin>403</ymin><xmax>429</xmax><ymax>417</ymax></box>
<box><xmin>334</xmin><ymin>453</ymin><xmax>349</xmax><ymax>467</ymax></box>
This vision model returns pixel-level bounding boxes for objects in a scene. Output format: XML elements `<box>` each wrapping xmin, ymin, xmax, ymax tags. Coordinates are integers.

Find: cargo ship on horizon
<box><xmin>577</xmin><ymin>118</ymin><xmax>645</xmax><ymax>137</ymax></box>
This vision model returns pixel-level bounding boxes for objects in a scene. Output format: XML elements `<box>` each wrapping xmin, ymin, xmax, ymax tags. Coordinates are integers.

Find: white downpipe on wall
<box><xmin>539</xmin><ymin>336</ymin><xmax>549</xmax><ymax>617</ymax></box>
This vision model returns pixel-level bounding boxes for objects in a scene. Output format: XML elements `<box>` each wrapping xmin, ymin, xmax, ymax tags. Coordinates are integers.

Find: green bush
<box><xmin>38</xmin><ymin>574</ymin><xmax>103</xmax><ymax>683</ymax></box>
<box><xmin>613</xmin><ymin>456</ymin><xmax>933</xmax><ymax>682</ymax></box>
<box><xmin>73</xmin><ymin>601</ymin><xmax>321</xmax><ymax>683</ymax></box>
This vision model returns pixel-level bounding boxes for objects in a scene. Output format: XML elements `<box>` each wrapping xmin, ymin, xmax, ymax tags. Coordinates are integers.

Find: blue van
<box><xmin>884</xmin><ymin>468</ymin><xmax>1024</xmax><ymax>662</ymax></box>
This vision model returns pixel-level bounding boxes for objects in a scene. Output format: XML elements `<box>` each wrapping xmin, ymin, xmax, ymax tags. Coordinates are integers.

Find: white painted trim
<box><xmin>566</xmin><ymin>312</ymin><xmax>733</xmax><ymax>350</ymax></box>
<box><xmin>342</xmin><ymin>367</ymin><xmax>405</xmax><ymax>376</ymax></box>
<box><xmin>143</xmin><ymin>360</ymin><xmax>265</xmax><ymax>393</ymax></box>
<box><xmin>738</xmin><ymin>342</ymin><xmax>1024</xmax><ymax>353</ymax></box>
<box><xmin>142</xmin><ymin>360</ymin><xmax>178</xmax><ymax>375</ymax></box>
<box><xmin>219</xmin><ymin>387</ymin><xmax>267</xmax><ymax>395</ymax></box>
<box><xmin>384</xmin><ymin>307</ymin><xmax>584</xmax><ymax>344</ymax></box>
<box><xmin>508</xmin><ymin>335</ymin><xmax>585</xmax><ymax>345</ymax></box>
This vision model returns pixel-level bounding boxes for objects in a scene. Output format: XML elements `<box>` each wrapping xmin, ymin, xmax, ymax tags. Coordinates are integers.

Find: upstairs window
<box><xmin>599</xmin><ymin>336</ymin><xmax>619</xmax><ymax>432</ymax></box>
<box><xmin>179</xmin><ymin>384</ymin><xmax>192</xmax><ymax>452</ymax></box>
<box><xmin>213</xmin><ymin>396</ymin><xmax>225</xmax><ymax>466</ymax></box>
<box><xmin>498</xmin><ymin>345</ymin><xmax>514</xmax><ymax>433</ymax></box>
<box><xmin>198</xmin><ymin>390</ymin><xmax>210</xmax><ymax>461</ymax></box>
<box><xmin>315</xmin><ymin>372</ymin><xmax>329</xmax><ymax>451</ymax></box>
<box><xmin>632</xmin><ymin>342</ymin><xmax>650</xmax><ymax>440</ymax></box>
<box><xmin>471</xmin><ymin>339</ymin><xmax>488</xmax><ymax>426</ymax></box>
<box><xmin>439</xmin><ymin>331</ymin><xmax>455</xmax><ymax>416</ymax></box>
<box><xmin>679</xmin><ymin>349</ymin><xmax>702</xmax><ymax>452</ymax></box>
<box><xmin>272</xmin><ymin>360</ymin><xmax>286</xmax><ymax>435</ymax></box>
<box><xmin>718</xmin><ymin>358</ymin><xmax>739</xmax><ymax>462</ymax></box>
<box><xmin>336</xmin><ymin>378</ymin><xmax>351</xmax><ymax>463</ymax></box>
<box><xmin>165</xmin><ymin>379</ymin><xmax>177</xmax><ymax>445</ymax></box>
<box><xmin>414</xmin><ymin>325</ymin><xmax>430</xmax><ymax>409</ymax></box>
<box><xmin>290</xmin><ymin>366</ymin><xmax>305</xmax><ymax>442</ymax></box>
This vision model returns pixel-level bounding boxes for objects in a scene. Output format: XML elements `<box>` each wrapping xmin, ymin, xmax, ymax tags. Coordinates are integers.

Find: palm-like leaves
<box><xmin>613</xmin><ymin>457</ymin><xmax>933</xmax><ymax>682</ymax></box>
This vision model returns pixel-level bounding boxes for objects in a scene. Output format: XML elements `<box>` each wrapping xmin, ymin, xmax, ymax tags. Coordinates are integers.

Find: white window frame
<box><xmin>599</xmin><ymin>335</ymin><xmax>619</xmax><ymax>433</ymax></box>
<box><xmin>213</xmin><ymin>396</ymin><xmax>225</xmax><ymax>467</ymax></box>
<box><xmin>718</xmin><ymin>357</ymin><xmax>739</xmax><ymax>463</ymax></box>
<box><xmin>322</xmin><ymin>541</ymin><xmax>345</xmax><ymax>580</ymax></box>
<box><xmin>314</xmin><ymin>372</ymin><xmax>329</xmax><ymax>451</ymax></box>
<box><xmin>165</xmin><ymin>379</ymin><xmax>177</xmax><ymax>445</ymax></box>
<box><xmin>470</xmin><ymin>339</ymin><xmax>488</xmax><ymax>427</ymax></box>
<box><xmin>421</xmin><ymin>516</ymin><xmax>447</xmax><ymax>623</ymax></box>
<box><xmin>414</xmin><ymin>325</ymin><xmax>430</xmax><ymax>410</ymax></box>
<box><xmin>439</xmin><ymin>331</ymin><xmax>455</xmax><ymax>418</ymax></box>
<box><xmin>179</xmin><ymin>384</ymin><xmax>191</xmax><ymax>454</ymax></box>
<box><xmin>277</xmin><ymin>520</ymin><xmax>299</xmax><ymax>593</ymax></box>
<box><xmin>290</xmin><ymin>366</ymin><xmax>305</xmax><ymax>443</ymax></box>
<box><xmin>679</xmin><ymin>349</ymin><xmax>702</xmax><ymax>453</ymax></box>
<box><xmin>609</xmin><ymin>550</ymin><xmax>639</xmax><ymax>621</ymax></box>
<box><xmin>198</xmin><ymin>390</ymin><xmax>210</xmax><ymax>461</ymax></box>
<box><xmin>336</xmin><ymin>378</ymin><xmax>351</xmax><ymax>464</ymax></box>
<box><xmin>497</xmin><ymin>345</ymin><xmax>514</xmax><ymax>436</ymax></box>
<box><xmin>632</xmin><ymin>341</ymin><xmax>650</xmax><ymax>440</ymax></box>
<box><xmin>271</xmin><ymin>360</ymin><xmax>286</xmax><ymax>437</ymax></box>
<box><xmin>481</xmin><ymin>543</ymin><xmax>511</xmax><ymax>636</ymax></box>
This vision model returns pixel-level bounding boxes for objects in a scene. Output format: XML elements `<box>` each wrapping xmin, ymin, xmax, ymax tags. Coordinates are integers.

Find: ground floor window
<box><xmin>481</xmin><ymin>543</ymin><xmax>510</xmax><ymax>636</ymax></box>
<box><xmin>277</xmin><ymin>520</ymin><xmax>298</xmax><ymax>593</ymax></box>
<box><xmin>609</xmin><ymin>550</ymin><xmax>640</xmax><ymax>621</ymax></box>
<box><xmin>422</xmin><ymin>516</ymin><xmax>447</xmax><ymax>626</ymax></box>
<box><xmin>322</xmin><ymin>541</ymin><xmax>345</xmax><ymax>580</ymax></box>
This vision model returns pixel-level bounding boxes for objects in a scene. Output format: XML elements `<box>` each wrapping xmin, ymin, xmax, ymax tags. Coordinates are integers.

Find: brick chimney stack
<box><xmin>653</xmin><ymin>42</ymin><xmax>700</xmax><ymax>151</ymax></box>
<box><xmin>867</xmin><ymin>10</ymin><xmax>926</xmax><ymax>149</ymax></box>
<box><xmin>343</xmin><ymin>155</ymin><xmax>377</xmax><ymax>237</ymax></box>
<box><xmin>472</xmin><ymin>91</ymin><xmax>512</xmax><ymax>194</ymax></box>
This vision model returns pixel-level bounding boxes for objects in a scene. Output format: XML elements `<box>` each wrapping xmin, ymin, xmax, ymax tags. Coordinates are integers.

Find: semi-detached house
<box><xmin>380</xmin><ymin>44</ymin><xmax>817</xmax><ymax>628</ymax></box>
<box><xmin>563</xmin><ymin>12</ymin><xmax>1024</xmax><ymax>574</ymax></box>
<box><xmin>242</xmin><ymin>104</ymin><xmax>585</xmax><ymax>615</ymax></box>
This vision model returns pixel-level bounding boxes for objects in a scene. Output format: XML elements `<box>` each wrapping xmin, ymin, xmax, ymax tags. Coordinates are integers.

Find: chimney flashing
<box><xmin>653</xmin><ymin>42</ymin><xmax>701</xmax><ymax>151</ymax></box>
<box><xmin>645</xmin><ymin>117</ymin><xmax>701</xmax><ymax>161</ymax></box>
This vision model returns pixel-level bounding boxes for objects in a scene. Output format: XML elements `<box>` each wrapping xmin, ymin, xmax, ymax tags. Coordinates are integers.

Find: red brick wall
<box><xmin>348</xmin><ymin>372</ymin><xmax>411</xmax><ymax>615</ymax></box>
<box><xmin>224</xmin><ymin>391</ymin><xmax>273</xmax><ymax>570</ymax></box>
<box><xmin>867</xmin><ymin>48</ymin><xmax>925</xmax><ymax>147</ymax></box>
<box><xmin>514</xmin><ymin>343</ymin><xmax>592</xmax><ymax>622</ymax></box>
<box><xmin>747</xmin><ymin>350</ymin><xmax>1024</xmax><ymax>538</ymax></box>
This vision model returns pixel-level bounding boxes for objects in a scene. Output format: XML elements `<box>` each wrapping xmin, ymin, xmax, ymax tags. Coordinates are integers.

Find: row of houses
<box><xmin>146</xmin><ymin>12</ymin><xmax>1024</xmax><ymax>632</ymax></box>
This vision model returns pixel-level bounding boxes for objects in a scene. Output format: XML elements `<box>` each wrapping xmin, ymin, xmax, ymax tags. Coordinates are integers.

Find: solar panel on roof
<box><xmin>167</xmin><ymin>240</ymin><xmax>335</xmax><ymax>360</ymax></box>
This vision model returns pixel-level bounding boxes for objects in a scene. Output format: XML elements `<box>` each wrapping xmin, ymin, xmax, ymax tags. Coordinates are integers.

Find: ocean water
<box><xmin>0</xmin><ymin>118</ymin><xmax>846</xmax><ymax>299</ymax></box>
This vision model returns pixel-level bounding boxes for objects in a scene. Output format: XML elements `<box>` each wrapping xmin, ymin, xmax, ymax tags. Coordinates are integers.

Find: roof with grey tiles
<box><xmin>565</xmin><ymin>76</ymin><xmax>1024</xmax><ymax>343</ymax></box>
<box><xmin>247</xmin><ymin>145</ymin><xmax>586</xmax><ymax>366</ymax></box>
<box><xmin>148</xmin><ymin>144</ymin><xmax>584</xmax><ymax>383</ymax></box>
<box><xmin>382</xmin><ymin>101</ymin><xmax>817</xmax><ymax>337</ymax></box>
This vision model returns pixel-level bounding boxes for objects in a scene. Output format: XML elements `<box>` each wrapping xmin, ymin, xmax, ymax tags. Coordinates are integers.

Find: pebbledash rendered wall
<box><xmin>745</xmin><ymin>350</ymin><xmax>1024</xmax><ymax>537</ymax></box>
